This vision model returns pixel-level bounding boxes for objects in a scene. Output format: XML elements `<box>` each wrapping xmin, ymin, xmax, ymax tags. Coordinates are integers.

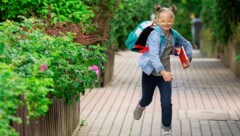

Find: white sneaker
<box><xmin>162</xmin><ymin>129</ymin><xmax>171</xmax><ymax>136</ymax></box>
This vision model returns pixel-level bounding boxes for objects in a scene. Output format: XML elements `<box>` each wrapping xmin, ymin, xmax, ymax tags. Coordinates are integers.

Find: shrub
<box><xmin>0</xmin><ymin>64</ymin><xmax>23</xmax><ymax>136</ymax></box>
<box><xmin>0</xmin><ymin>17</ymin><xmax>106</xmax><ymax>135</ymax></box>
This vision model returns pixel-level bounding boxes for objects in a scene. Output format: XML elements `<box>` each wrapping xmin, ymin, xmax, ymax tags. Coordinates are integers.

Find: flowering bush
<box><xmin>0</xmin><ymin>18</ymin><xmax>106</xmax><ymax>135</ymax></box>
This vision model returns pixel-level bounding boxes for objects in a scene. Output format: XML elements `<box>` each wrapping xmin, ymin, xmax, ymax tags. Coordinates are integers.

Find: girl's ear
<box><xmin>169</xmin><ymin>5</ymin><xmax>177</xmax><ymax>12</ymax></box>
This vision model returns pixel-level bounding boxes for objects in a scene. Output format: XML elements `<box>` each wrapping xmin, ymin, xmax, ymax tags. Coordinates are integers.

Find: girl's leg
<box><xmin>139</xmin><ymin>72</ymin><xmax>157</xmax><ymax>107</ymax></box>
<box><xmin>157</xmin><ymin>77</ymin><xmax>172</xmax><ymax>128</ymax></box>
<box><xmin>134</xmin><ymin>72</ymin><xmax>157</xmax><ymax>120</ymax></box>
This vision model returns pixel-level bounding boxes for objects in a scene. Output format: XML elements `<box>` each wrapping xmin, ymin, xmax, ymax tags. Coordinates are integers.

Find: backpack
<box><xmin>125</xmin><ymin>20</ymin><xmax>180</xmax><ymax>53</ymax></box>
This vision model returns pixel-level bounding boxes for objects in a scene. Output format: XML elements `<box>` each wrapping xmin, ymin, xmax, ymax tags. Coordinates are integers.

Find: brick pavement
<box><xmin>73</xmin><ymin>50</ymin><xmax>240</xmax><ymax>136</ymax></box>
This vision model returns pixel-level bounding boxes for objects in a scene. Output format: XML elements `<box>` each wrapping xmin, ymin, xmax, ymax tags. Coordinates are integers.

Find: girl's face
<box><xmin>157</xmin><ymin>12</ymin><xmax>174</xmax><ymax>31</ymax></box>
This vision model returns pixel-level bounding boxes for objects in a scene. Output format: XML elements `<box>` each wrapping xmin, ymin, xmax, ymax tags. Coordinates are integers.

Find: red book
<box><xmin>174</xmin><ymin>46</ymin><xmax>189</xmax><ymax>69</ymax></box>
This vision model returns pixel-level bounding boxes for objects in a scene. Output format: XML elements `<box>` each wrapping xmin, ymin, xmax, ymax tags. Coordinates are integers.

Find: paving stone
<box><xmin>209</xmin><ymin>121</ymin><xmax>222</xmax><ymax>136</ymax></box>
<box><xmin>187</xmin><ymin>110</ymin><xmax>231</xmax><ymax>120</ymax></box>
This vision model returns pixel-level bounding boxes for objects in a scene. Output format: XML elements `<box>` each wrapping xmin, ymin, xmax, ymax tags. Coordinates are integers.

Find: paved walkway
<box><xmin>73</xmin><ymin>50</ymin><xmax>240</xmax><ymax>136</ymax></box>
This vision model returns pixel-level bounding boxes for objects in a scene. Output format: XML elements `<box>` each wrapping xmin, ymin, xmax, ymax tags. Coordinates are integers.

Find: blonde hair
<box><xmin>155</xmin><ymin>5</ymin><xmax>177</xmax><ymax>19</ymax></box>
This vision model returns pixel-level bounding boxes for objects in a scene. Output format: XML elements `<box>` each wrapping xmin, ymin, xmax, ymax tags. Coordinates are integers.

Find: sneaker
<box><xmin>162</xmin><ymin>129</ymin><xmax>171</xmax><ymax>136</ymax></box>
<box><xmin>133</xmin><ymin>104</ymin><xmax>145</xmax><ymax>120</ymax></box>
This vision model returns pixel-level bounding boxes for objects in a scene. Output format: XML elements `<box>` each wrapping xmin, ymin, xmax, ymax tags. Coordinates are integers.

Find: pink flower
<box><xmin>40</xmin><ymin>64</ymin><xmax>47</xmax><ymax>71</ymax></box>
<box><xmin>89</xmin><ymin>65</ymin><xmax>99</xmax><ymax>75</ymax></box>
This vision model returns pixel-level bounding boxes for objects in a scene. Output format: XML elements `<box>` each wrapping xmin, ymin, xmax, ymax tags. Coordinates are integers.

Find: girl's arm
<box><xmin>177</xmin><ymin>34</ymin><xmax>193</xmax><ymax>58</ymax></box>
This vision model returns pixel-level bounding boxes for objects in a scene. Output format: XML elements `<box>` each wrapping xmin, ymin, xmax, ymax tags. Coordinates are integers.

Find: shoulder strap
<box><xmin>152</xmin><ymin>26</ymin><xmax>165</xmax><ymax>47</ymax></box>
<box><xmin>171</xmin><ymin>29</ymin><xmax>180</xmax><ymax>44</ymax></box>
<box><xmin>135</xmin><ymin>27</ymin><xmax>154</xmax><ymax>48</ymax></box>
<box><xmin>152</xmin><ymin>26</ymin><xmax>161</xmax><ymax>35</ymax></box>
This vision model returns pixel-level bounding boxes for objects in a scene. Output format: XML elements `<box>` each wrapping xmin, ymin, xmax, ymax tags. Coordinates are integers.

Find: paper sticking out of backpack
<box><xmin>174</xmin><ymin>46</ymin><xmax>189</xmax><ymax>69</ymax></box>
<box><xmin>125</xmin><ymin>21</ymin><xmax>156</xmax><ymax>53</ymax></box>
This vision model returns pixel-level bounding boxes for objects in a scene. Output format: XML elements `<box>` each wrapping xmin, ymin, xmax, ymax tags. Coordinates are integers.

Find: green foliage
<box><xmin>169</xmin><ymin>0</ymin><xmax>202</xmax><ymax>42</ymax></box>
<box><xmin>80</xmin><ymin>119</ymin><xmax>88</xmax><ymax>126</ymax></box>
<box><xmin>237</xmin><ymin>55</ymin><xmax>240</xmax><ymax>61</ymax></box>
<box><xmin>111</xmin><ymin>0</ymin><xmax>157</xmax><ymax>49</ymax></box>
<box><xmin>201</xmin><ymin>0</ymin><xmax>240</xmax><ymax>44</ymax></box>
<box><xmin>0</xmin><ymin>64</ymin><xmax>23</xmax><ymax>136</ymax></box>
<box><xmin>0</xmin><ymin>17</ymin><xmax>106</xmax><ymax>135</ymax></box>
<box><xmin>210</xmin><ymin>0</ymin><xmax>232</xmax><ymax>43</ymax></box>
<box><xmin>83</xmin><ymin>0</ymin><xmax>116</xmax><ymax>13</ymax></box>
<box><xmin>111</xmin><ymin>0</ymin><xmax>203</xmax><ymax>49</ymax></box>
<box><xmin>172</xmin><ymin>8</ymin><xmax>192</xmax><ymax>41</ymax></box>
<box><xmin>1</xmin><ymin>18</ymin><xmax>55</xmax><ymax>119</ymax></box>
<box><xmin>200</xmin><ymin>0</ymin><xmax>214</xmax><ymax>27</ymax></box>
<box><xmin>82</xmin><ymin>0</ymin><xmax>121</xmax><ymax>35</ymax></box>
<box><xmin>43</xmin><ymin>1</ymin><xmax>94</xmax><ymax>25</ymax></box>
<box><xmin>0</xmin><ymin>0</ymin><xmax>94</xmax><ymax>25</ymax></box>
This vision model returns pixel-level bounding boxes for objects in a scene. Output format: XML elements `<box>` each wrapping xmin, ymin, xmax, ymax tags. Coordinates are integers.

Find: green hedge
<box><xmin>0</xmin><ymin>0</ymin><xmax>94</xmax><ymax>24</ymax></box>
<box><xmin>0</xmin><ymin>64</ymin><xmax>23</xmax><ymax>136</ymax></box>
<box><xmin>201</xmin><ymin>0</ymin><xmax>240</xmax><ymax>44</ymax></box>
<box><xmin>0</xmin><ymin>18</ymin><xmax>106</xmax><ymax>136</ymax></box>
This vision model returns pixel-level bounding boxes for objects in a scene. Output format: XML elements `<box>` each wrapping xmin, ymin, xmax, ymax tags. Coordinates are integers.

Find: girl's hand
<box><xmin>183</xmin><ymin>57</ymin><xmax>192</xmax><ymax>69</ymax></box>
<box><xmin>160</xmin><ymin>70</ymin><xmax>173</xmax><ymax>81</ymax></box>
<box><xmin>183</xmin><ymin>60</ymin><xmax>190</xmax><ymax>69</ymax></box>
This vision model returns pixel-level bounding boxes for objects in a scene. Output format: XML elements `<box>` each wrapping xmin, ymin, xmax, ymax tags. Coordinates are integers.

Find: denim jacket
<box><xmin>138</xmin><ymin>26</ymin><xmax>193</xmax><ymax>75</ymax></box>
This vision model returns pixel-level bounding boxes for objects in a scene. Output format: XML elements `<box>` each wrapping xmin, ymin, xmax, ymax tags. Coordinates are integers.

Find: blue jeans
<box><xmin>139</xmin><ymin>72</ymin><xmax>172</xmax><ymax>128</ymax></box>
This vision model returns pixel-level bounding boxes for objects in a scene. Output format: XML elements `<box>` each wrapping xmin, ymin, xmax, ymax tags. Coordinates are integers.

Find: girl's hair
<box><xmin>155</xmin><ymin>5</ymin><xmax>177</xmax><ymax>19</ymax></box>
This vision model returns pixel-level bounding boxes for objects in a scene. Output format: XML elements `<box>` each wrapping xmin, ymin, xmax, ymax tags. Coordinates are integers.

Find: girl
<box><xmin>133</xmin><ymin>5</ymin><xmax>193</xmax><ymax>136</ymax></box>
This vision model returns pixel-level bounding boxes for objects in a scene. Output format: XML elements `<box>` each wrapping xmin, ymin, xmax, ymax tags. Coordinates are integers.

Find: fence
<box><xmin>12</xmin><ymin>96</ymin><xmax>80</xmax><ymax>136</ymax></box>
